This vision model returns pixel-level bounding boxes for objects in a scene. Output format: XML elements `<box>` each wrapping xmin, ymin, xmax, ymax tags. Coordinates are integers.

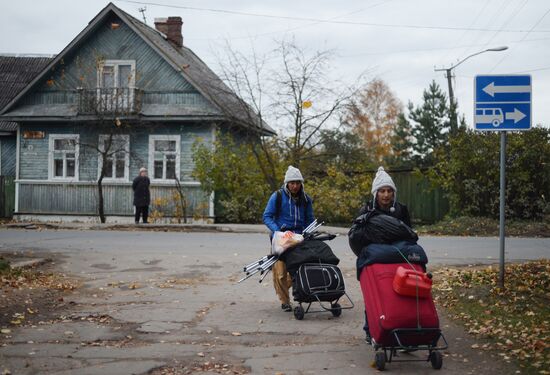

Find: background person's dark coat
<box><xmin>132</xmin><ymin>176</ymin><xmax>150</xmax><ymax>207</ymax></box>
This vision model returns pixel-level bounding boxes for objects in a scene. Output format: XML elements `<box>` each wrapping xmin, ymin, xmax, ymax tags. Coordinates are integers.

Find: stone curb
<box><xmin>1</xmin><ymin>222</ymin><xmax>350</xmax><ymax>235</ymax></box>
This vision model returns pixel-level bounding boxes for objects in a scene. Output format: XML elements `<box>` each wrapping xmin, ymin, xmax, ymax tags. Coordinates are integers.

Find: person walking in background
<box><xmin>132</xmin><ymin>167</ymin><xmax>150</xmax><ymax>224</ymax></box>
<box><xmin>263</xmin><ymin>166</ymin><xmax>315</xmax><ymax>312</ymax></box>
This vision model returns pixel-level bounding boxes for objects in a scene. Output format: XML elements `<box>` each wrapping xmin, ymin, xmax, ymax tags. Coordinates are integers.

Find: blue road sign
<box><xmin>474</xmin><ymin>75</ymin><xmax>531</xmax><ymax>131</ymax></box>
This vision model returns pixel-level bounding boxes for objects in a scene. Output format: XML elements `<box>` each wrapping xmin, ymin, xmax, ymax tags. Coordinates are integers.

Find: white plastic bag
<box><xmin>271</xmin><ymin>231</ymin><xmax>304</xmax><ymax>255</ymax></box>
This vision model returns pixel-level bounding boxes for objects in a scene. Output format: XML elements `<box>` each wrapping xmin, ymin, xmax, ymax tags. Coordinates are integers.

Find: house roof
<box><xmin>0</xmin><ymin>55</ymin><xmax>53</xmax><ymax>131</ymax></box>
<box><xmin>0</xmin><ymin>3</ymin><xmax>275</xmax><ymax>136</ymax></box>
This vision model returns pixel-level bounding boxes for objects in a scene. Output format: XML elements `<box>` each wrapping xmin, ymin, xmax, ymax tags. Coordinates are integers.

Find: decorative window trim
<box><xmin>97</xmin><ymin>134</ymin><xmax>130</xmax><ymax>182</ymax></box>
<box><xmin>148</xmin><ymin>135</ymin><xmax>181</xmax><ymax>182</ymax></box>
<box><xmin>48</xmin><ymin>134</ymin><xmax>79</xmax><ymax>181</ymax></box>
<box><xmin>97</xmin><ymin>60</ymin><xmax>136</xmax><ymax>88</ymax></box>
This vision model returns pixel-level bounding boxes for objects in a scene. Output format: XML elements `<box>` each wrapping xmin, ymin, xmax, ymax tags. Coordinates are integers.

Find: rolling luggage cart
<box><xmin>291</xmin><ymin>262</ymin><xmax>354</xmax><ymax>320</ymax></box>
<box><xmin>360</xmin><ymin>262</ymin><xmax>448</xmax><ymax>371</ymax></box>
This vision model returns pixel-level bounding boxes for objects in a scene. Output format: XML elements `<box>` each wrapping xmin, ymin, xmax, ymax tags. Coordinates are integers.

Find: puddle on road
<box><xmin>140</xmin><ymin>259</ymin><xmax>162</xmax><ymax>266</ymax></box>
<box><xmin>119</xmin><ymin>267</ymin><xmax>166</xmax><ymax>272</ymax></box>
<box><xmin>90</xmin><ymin>263</ymin><xmax>117</xmax><ymax>270</ymax></box>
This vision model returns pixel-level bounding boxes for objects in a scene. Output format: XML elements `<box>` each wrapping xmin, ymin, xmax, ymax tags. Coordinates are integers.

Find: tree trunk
<box><xmin>97</xmin><ymin>175</ymin><xmax>106</xmax><ymax>224</ymax></box>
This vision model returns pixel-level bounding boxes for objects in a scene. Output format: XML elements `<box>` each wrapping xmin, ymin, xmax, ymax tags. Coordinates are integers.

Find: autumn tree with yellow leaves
<box><xmin>343</xmin><ymin>78</ymin><xmax>403</xmax><ymax>164</ymax></box>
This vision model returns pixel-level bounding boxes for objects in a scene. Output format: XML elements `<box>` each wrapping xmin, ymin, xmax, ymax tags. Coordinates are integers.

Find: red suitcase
<box><xmin>359</xmin><ymin>263</ymin><xmax>440</xmax><ymax>348</ymax></box>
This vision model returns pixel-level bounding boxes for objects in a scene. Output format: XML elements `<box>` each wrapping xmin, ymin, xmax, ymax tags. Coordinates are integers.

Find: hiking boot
<box><xmin>281</xmin><ymin>303</ymin><xmax>292</xmax><ymax>312</ymax></box>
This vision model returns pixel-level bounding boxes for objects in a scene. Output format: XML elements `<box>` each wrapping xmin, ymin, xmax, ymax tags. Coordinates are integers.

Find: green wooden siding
<box><xmin>391</xmin><ymin>172</ymin><xmax>449</xmax><ymax>224</ymax></box>
<box><xmin>21</xmin><ymin>13</ymin><xmax>217</xmax><ymax>115</ymax></box>
<box><xmin>0</xmin><ymin>176</ymin><xmax>15</xmax><ymax>218</ymax></box>
<box><xmin>17</xmin><ymin>122</ymin><xmax>213</xmax><ymax>216</ymax></box>
<box><xmin>1</xmin><ymin>136</ymin><xmax>16</xmax><ymax>176</ymax></box>
<box><xmin>18</xmin><ymin>122</ymin><xmax>213</xmax><ymax>182</ymax></box>
<box><xmin>17</xmin><ymin>181</ymin><xmax>209</xmax><ymax>218</ymax></box>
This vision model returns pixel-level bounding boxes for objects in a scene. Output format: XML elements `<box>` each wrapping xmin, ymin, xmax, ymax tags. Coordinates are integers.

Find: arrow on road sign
<box><xmin>482</xmin><ymin>82</ymin><xmax>531</xmax><ymax>97</ymax></box>
<box><xmin>505</xmin><ymin>108</ymin><xmax>526</xmax><ymax>123</ymax></box>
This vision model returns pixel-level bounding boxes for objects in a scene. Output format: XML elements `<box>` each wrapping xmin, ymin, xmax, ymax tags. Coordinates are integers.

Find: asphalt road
<box><xmin>0</xmin><ymin>228</ymin><xmax>548</xmax><ymax>374</ymax></box>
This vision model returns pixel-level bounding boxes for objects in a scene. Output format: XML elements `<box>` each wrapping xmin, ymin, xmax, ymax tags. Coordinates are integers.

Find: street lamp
<box><xmin>435</xmin><ymin>46</ymin><xmax>508</xmax><ymax>132</ymax></box>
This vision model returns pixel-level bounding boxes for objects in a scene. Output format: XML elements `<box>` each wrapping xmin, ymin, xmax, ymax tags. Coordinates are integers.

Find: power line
<box><xmin>490</xmin><ymin>6</ymin><xmax>550</xmax><ymax>72</ymax></box>
<box><xmin>187</xmin><ymin>1</ymin><xmax>391</xmax><ymax>42</ymax></box>
<box><xmin>339</xmin><ymin>36</ymin><xmax>550</xmax><ymax>58</ymax></box>
<box><xmin>116</xmin><ymin>0</ymin><xmax>550</xmax><ymax>33</ymax></box>
<box><xmin>438</xmin><ymin>0</ymin><xmax>491</xmax><ymax>66</ymax></box>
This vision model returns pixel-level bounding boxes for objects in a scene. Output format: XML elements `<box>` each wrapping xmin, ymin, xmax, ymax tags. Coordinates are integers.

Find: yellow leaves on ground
<box><xmin>433</xmin><ymin>260</ymin><xmax>550</xmax><ymax>374</ymax></box>
<box><xmin>1</xmin><ymin>269</ymin><xmax>78</xmax><ymax>291</ymax></box>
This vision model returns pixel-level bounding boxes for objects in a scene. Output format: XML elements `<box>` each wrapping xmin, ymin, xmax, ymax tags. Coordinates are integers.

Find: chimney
<box><xmin>154</xmin><ymin>17</ymin><xmax>183</xmax><ymax>48</ymax></box>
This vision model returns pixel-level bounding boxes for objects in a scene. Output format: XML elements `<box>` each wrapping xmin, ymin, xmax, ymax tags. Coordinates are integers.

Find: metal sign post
<box><xmin>498</xmin><ymin>132</ymin><xmax>506</xmax><ymax>288</ymax></box>
<box><xmin>474</xmin><ymin>74</ymin><xmax>532</xmax><ymax>289</ymax></box>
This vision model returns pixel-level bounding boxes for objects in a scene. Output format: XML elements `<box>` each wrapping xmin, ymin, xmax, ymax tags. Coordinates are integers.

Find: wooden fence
<box><xmin>391</xmin><ymin>171</ymin><xmax>449</xmax><ymax>224</ymax></box>
<box><xmin>0</xmin><ymin>176</ymin><xmax>15</xmax><ymax>218</ymax></box>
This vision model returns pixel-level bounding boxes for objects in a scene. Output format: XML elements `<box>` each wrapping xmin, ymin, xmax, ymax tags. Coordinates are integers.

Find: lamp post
<box><xmin>435</xmin><ymin>46</ymin><xmax>508</xmax><ymax>133</ymax></box>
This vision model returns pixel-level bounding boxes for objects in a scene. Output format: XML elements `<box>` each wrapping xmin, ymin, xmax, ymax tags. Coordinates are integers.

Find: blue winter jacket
<box><xmin>263</xmin><ymin>187</ymin><xmax>314</xmax><ymax>235</ymax></box>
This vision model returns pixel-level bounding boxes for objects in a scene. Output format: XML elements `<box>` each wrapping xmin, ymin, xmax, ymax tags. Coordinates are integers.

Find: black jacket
<box><xmin>348</xmin><ymin>200</ymin><xmax>415</xmax><ymax>257</ymax></box>
<box><xmin>132</xmin><ymin>176</ymin><xmax>150</xmax><ymax>207</ymax></box>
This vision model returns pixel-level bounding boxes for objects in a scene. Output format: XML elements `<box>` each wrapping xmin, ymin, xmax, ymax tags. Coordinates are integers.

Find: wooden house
<box><xmin>0</xmin><ymin>55</ymin><xmax>53</xmax><ymax>217</ymax></box>
<box><xmin>0</xmin><ymin>3</ymin><xmax>274</xmax><ymax>223</ymax></box>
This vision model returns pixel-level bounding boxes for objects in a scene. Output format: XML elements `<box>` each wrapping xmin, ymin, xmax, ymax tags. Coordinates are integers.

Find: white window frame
<box><xmin>97</xmin><ymin>60</ymin><xmax>136</xmax><ymax>112</ymax></box>
<box><xmin>97</xmin><ymin>60</ymin><xmax>136</xmax><ymax>89</ymax></box>
<box><xmin>98</xmin><ymin>134</ymin><xmax>130</xmax><ymax>182</ymax></box>
<box><xmin>148</xmin><ymin>135</ymin><xmax>181</xmax><ymax>182</ymax></box>
<box><xmin>48</xmin><ymin>134</ymin><xmax>79</xmax><ymax>181</ymax></box>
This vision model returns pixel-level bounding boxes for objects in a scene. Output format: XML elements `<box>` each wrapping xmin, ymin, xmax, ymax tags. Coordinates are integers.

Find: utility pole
<box><xmin>444</xmin><ymin>68</ymin><xmax>457</xmax><ymax>133</ymax></box>
<box><xmin>139</xmin><ymin>7</ymin><xmax>147</xmax><ymax>24</ymax></box>
<box><xmin>435</xmin><ymin>46</ymin><xmax>508</xmax><ymax>134</ymax></box>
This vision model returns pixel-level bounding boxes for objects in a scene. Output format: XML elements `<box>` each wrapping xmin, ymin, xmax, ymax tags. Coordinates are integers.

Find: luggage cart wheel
<box><xmin>375</xmin><ymin>351</ymin><xmax>386</xmax><ymax>371</ymax></box>
<box><xmin>330</xmin><ymin>303</ymin><xmax>342</xmax><ymax>317</ymax></box>
<box><xmin>430</xmin><ymin>351</ymin><xmax>443</xmax><ymax>370</ymax></box>
<box><xmin>294</xmin><ymin>305</ymin><xmax>305</xmax><ymax>320</ymax></box>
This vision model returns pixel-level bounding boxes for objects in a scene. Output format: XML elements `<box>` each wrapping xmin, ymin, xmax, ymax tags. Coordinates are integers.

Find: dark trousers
<box><xmin>135</xmin><ymin>206</ymin><xmax>149</xmax><ymax>223</ymax></box>
<box><xmin>364</xmin><ymin>310</ymin><xmax>370</xmax><ymax>335</ymax></box>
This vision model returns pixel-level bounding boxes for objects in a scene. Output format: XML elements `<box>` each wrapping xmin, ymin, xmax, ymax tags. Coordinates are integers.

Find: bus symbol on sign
<box><xmin>474</xmin><ymin>75</ymin><xmax>531</xmax><ymax>131</ymax></box>
<box><xmin>475</xmin><ymin>108</ymin><xmax>503</xmax><ymax>127</ymax></box>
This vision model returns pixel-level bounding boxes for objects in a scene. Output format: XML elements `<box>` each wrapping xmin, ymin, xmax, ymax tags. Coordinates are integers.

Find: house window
<box><xmin>148</xmin><ymin>135</ymin><xmax>180</xmax><ymax>181</ymax></box>
<box><xmin>49</xmin><ymin>134</ymin><xmax>79</xmax><ymax>180</ymax></box>
<box><xmin>97</xmin><ymin>60</ymin><xmax>136</xmax><ymax>111</ymax></box>
<box><xmin>98</xmin><ymin>134</ymin><xmax>129</xmax><ymax>181</ymax></box>
<box><xmin>98</xmin><ymin>60</ymin><xmax>135</xmax><ymax>89</ymax></box>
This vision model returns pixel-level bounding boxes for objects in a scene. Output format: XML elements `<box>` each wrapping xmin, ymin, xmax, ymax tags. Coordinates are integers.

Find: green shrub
<box><xmin>433</xmin><ymin>127</ymin><xmax>550</xmax><ymax>219</ymax></box>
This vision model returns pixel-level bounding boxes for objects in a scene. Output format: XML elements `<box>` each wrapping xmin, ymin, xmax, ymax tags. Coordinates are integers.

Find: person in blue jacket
<box><xmin>263</xmin><ymin>165</ymin><xmax>315</xmax><ymax>311</ymax></box>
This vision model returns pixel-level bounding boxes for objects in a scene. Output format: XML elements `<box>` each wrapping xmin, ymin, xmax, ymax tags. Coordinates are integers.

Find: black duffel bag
<box><xmin>280</xmin><ymin>240</ymin><xmax>340</xmax><ymax>276</ymax></box>
<box><xmin>348</xmin><ymin>212</ymin><xmax>418</xmax><ymax>256</ymax></box>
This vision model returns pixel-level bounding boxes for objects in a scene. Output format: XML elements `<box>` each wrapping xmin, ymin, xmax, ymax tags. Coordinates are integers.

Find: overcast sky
<box><xmin>1</xmin><ymin>0</ymin><xmax>549</xmax><ymax>129</ymax></box>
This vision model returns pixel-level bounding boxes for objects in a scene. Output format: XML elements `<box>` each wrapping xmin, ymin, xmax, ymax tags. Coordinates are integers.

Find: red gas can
<box><xmin>392</xmin><ymin>266</ymin><xmax>432</xmax><ymax>298</ymax></box>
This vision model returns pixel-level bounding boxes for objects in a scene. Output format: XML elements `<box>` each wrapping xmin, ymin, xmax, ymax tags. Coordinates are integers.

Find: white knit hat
<box><xmin>371</xmin><ymin>166</ymin><xmax>397</xmax><ymax>210</ymax></box>
<box><xmin>284</xmin><ymin>165</ymin><xmax>304</xmax><ymax>184</ymax></box>
<box><xmin>139</xmin><ymin>167</ymin><xmax>147</xmax><ymax>173</ymax></box>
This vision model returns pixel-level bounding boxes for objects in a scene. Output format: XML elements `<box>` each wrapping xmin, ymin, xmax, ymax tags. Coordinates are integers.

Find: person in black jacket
<box><xmin>132</xmin><ymin>167</ymin><xmax>151</xmax><ymax>224</ymax></box>
<box><xmin>359</xmin><ymin>166</ymin><xmax>412</xmax><ymax>344</ymax></box>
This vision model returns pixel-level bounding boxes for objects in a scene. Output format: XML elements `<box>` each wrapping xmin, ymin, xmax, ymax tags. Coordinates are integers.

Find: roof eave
<box><xmin>0</xmin><ymin>3</ymin><xmax>117</xmax><ymax>116</ymax></box>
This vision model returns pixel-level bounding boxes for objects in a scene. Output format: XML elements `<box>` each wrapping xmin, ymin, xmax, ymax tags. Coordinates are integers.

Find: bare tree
<box><xmin>68</xmin><ymin>55</ymin><xmax>147</xmax><ymax>223</ymax></box>
<box><xmin>77</xmin><ymin>117</ymin><xmax>141</xmax><ymax>224</ymax></box>
<box><xmin>271</xmin><ymin>41</ymin><xmax>355</xmax><ymax>167</ymax></box>
<box><xmin>211</xmin><ymin>39</ymin><xmax>359</xmax><ymax>180</ymax></box>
